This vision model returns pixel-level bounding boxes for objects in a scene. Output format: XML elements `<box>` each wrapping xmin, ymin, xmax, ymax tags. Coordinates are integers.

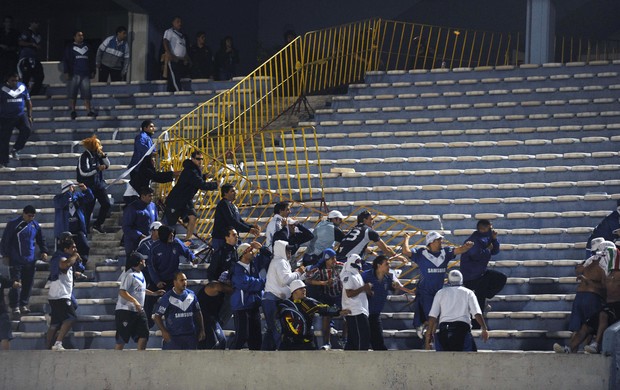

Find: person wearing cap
<box><xmin>279</xmin><ymin>279</ymin><xmax>350</xmax><ymax>350</ymax></box>
<box><xmin>264</xmin><ymin>201</ymin><xmax>291</xmax><ymax>249</ymax></box>
<box><xmin>163</xmin><ymin>150</ymin><xmax>218</xmax><ymax>244</ymax></box>
<box><xmin>586</xmin><ymin>200</ymin><xmax>620</xmax><ymax>258</ymax></box>
<box><xmin>46</xmin><ymin>237</ymin><xmax>80</xmax><ymax>351</ymax></box>
<box><xmin>341</xmin><ymin>253</ymin><xmax>373</xmax><ymax>350</ymax></box>
<box><xmin>0</xmin><ymin>205</ymin><xmax>48</xmax><ymax>318</ymax></box>
<box><xmin>53</xmin><ymin>180</ymin><xmax>93</xmax><ymax>265</ymax></box>
<box><xmin>460</xmin><ymin>220</ymin><xmax>506</xmax><ymax>327</ymax></box>
<box><xmin>337</xmin><ymin>210</ymin><xmax>395</xmax><ymax>262</ymax></box>
<box><xmin>115</xmin><ymin>252</ymin><xmax>165</xmax><ymax>350</ymax></box>
<box><xmin>271</xmin><ymin>217</ymin><xmax>314</xmax><ymax>258</ymax></box>
<box><xmin>153</xmin><ymin>271</ymin><xmax>206</xmax><ymax>350</ymax></box>
<box><xmin>426</xmin><ymin>270</ymin><xmax>489</xmax><ymax>351</ymax></box>
<box><xmin>402</xmin><ymin>231</ymin><xmax>473</xmax><ymax>338</ymax></box>
<box><xmin>122</xmin><ymin>186</ymin><xmax>158</xmax><ymax>257</ymax></box>
<box><xmin>303</xmin><ymin>209</ymin><xmax>346</xmax><ymax>266</ymax></box>
<box><xmin>197</xmin><ymin>271</ymin><xmax>233</xmax><ymax>350</ymax></box>
<box><xmin>230</xmin><ymin>242</ymin><xmax>265</xmax><ymax>350</ymax></box>
<box><xmin>262</xmin><ymin>240</ymin><xmax>306</xmax><ymax>350</ymax></box>
<box><xmin>305</xmin><ymin>248</ymin><xmax>345</xmax><ymax>349</ymax></box>
<box><xmin>211</xmin><ymin>183</ymin><xmax>260</xmax><ymax>250</ymax></box>
<box><xmin>148</xmin><ymin>225</ymin><xmax>195</xmax><ymax>291</ymax></box>
<box><xmin>362</xmin><ymin>255</ymin><xmax>413</xmax><ymax>350</ymax></box>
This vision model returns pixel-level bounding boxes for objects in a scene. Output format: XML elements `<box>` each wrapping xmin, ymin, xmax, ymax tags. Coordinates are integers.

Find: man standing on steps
<box><xmin>336</xmin><ymin>210</ymin><xmax>395</xmax><ymax>262</ymax></box>
<box><xmin>303</xmin><ymin>210</ymin><xmax>346</xmax><ymax>266</ymax></box>
<box><xmin>0</xmin><ymin>205</ymin><xmax>48</xmax><ymax>318</ymax></box>
<box><xmin>17</xmin><ymin>20</ymin><xmax>44</xmax><ymax>95</ymax></box>
<box><xmin>148</xmin><ymin>225</ymin><xmax>195</xmax><ymax>291</ymax></box>
<box><xmin>0</xmin><ymin>72</ymin><xmax>33</xmax><ymax>167</ymax></box>
<box><xmin>264</xmin><ymin>201</ymin><xmax>290</xmax><ymax>249</ymax></box>
<box><xmin>54</xmin><ymin>180</ymin><xmax>93</xmax><ymax>265</ymax></box>
<box><xmin>163</xmin><ymin>150</ymin><xmax>218</xmax><ymax>245</ymax></box>
<box><xmin>460</xmin><ymin>219</ymin><xmax>506</xmax><ymax>328</ymax></box>
<box><xmin>122</xmin><ymin>187</ymin><xmax>157</xmax><ymax>257</ymax></box>
<box><xmin>163</xmin><ymin>16</ymin><xmax>190</xmax><ymax>92</ymax></box>
<box><xmin>211</xmin><ymin>184</ymin><xmax>260</xmax><ymax>250</ymax></box>
<box><xmin>46</xmin><ymin>236</ymin><xmax>79</xmax><ymax>350</ymax></box>
<box><xmin>63</xmin><ymin>30</ymin><xmax>96</xmax><ymax>120</ymax></box>
<box><xmin>77</xmin><ymin>135</ymin><xmax>110</xmax><ymax>234</ymax></box>
<box><xmin>96</xmin><ymin>26</ymin><xmax>130</xmax><ymax>82</ymax></box>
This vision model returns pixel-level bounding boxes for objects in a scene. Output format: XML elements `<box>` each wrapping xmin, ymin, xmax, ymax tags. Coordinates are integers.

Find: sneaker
<box><xmin>10</xmin><ymin>149</ymin><xmax>19</xmax><ymax>159</ymax></box>
<box><xmin>0</xmin><ymin>164</ymin><xmax>5</xmax><ymax>169</ymax></box>
<box><xmin>11</xmin><ymin>307</ymin><xmax>20</xmax><ymax>318</ymax></box>
<box><xmin>104</xmin><ymin>258</ymin><xmax>119</xmax><ymax>265</ymax></box>
<box><xmin>416</xmin><ymin>324</ymin><xmax>427</xmax><ymax>339</ymax></box>
<box><xmin>87</xmin><ymin>111</ymin><xmax>97</xmax><ymax>118</ymax></box>
<box><xmin>320</xmin><ymin>344</ymin><xmax>331</xmax><ymax>350</ymax></box>
<box><xmin>20</xmin><ymin>306</ymin><xmax>30</xmax><ymax>315</ymax></box>
<box><xmin>92</xmin><ymin>224</ymin><xmax>105</xmax><ymax>234</ymax></box>
<box><xmin>584</xmin><ymin>342</ymin><xmax>599</xmax><ymax>354</ymax></box>
<box><xmin>553</xmin><ymin>343</ymin><xmax>570</xmax><ymax>354</ymax></box>
<box><xmin>52</xmin><ymin>342</ymin><xmax>65</xmax><ymax>351</ymax></box>
<box><xmin>70</xmin><ymin>111</ymin><xmax>77</xmax><ymax>120</ymax></box>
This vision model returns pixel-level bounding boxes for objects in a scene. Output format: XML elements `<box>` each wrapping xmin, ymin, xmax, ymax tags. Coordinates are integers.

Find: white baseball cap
<box><xmin>61</xmin><ymin>180</ymin><xmax>75</xmax><ymax>193</ymax></box>
<box><xmin>328</xmin><ymin>210</ymin><xmax>345</xmax><ymax>219</ymax></box>
<box><xmin>425</xmin><ymin>231</ymin><xmax>444</xmax><ymax>246</ymax></box>
<box><xmin>448</xmin><ymin>270</ymin><xmax>463</xmax><ymax>285</ymax></box>
<box><xmin>289</xmin><ymin>279</ymin><xmax>306</xmax><ymax>295</ymax></box>
<box><xmin>150</xmin><ymin>221</ymin><xmax>162</xmax><ymax>231</ymax></box>
<box><xmin>237</xmin><ymin>243</ymin><xmax>252</xmax><ymax>258</ymax></box>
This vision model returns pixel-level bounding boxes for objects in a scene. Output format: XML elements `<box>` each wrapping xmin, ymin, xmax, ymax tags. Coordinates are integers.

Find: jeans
<box><xmin>231</xmin><ymin>306</ymin><xmax>262</xmax><ymax>350</ymax></box>
<box><xmin>9</xmin><ymin>262</ymin><xmax>36</xmax><ymax>308</ymax></box>
<box><xmin>368</xmin><ymin>313</ymin><xmax>387</xmax><ymax>350</ymax></box>
<box><xmin>345</xmin><ymin>313</ymin><xmax>370</xmax><ymax>350</ymax></box>
<box><xmin>261</xmin><ymin>293</ymin><xmax>280</xmax><ymax>350</ymax></box>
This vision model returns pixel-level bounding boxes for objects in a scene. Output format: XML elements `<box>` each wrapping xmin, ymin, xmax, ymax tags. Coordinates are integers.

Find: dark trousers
<box><xmin>464</xmin><ymin>270</ymin><xmax>507</xmax><ymax>313</ymax></box>
<box><xmin>198</xmin><ymin>316</ymin><xmax>226</xmax><ymax>350</ymax></box>
<box><xmin>0</xmin><ymin>115</ymin><xmax>31</xmax><ymax>164</ymax></box>
<box><xmin>98</xmin><ymin>65</ymin><xmax>123</xmax><ymax>82</ymax></box>
<box><xmin>435</xmin><ymin>321</ymin><xmax>476</xmax><ymax>352</ymax></box>
<box><xmin>368</xmin><ymin>313</ymin><xmax>387</xmax><ymax>350</ymax></box>
<box><xmin>345</xmin><ymin>313</ymin><xmax>370</xmax><ymax>350</ymax></box>
<box><xmin>71</xmin><ymin>231</ymin><xmax>90</xmax><ymax>262</ymax></box>
<box><xmin>9</xmin><ymin>262</ymin><xmax>36</xmax><ymax>308</ymax></box>
<box><xmin>84</xmin><ymin>186</ymin><xmax>111</xmax><ymax>228</ymax></box>
<box><xmin>18</xmin><ymin>58</ymin><xmax>44</xmax><ymax>95</ymax></box>
<box><xmin>231</xmin><ymin>306</ymin><xmax>262</xmax><ymax>350</ymax></box>
<box><xmin>166</xmin><ymin>61</ymin><xmax>187</xmax><ymax>92</ymax></box>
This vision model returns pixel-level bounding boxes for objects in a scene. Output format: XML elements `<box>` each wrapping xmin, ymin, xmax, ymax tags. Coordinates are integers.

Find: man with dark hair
<box><xmin>0</xmin><ymin>205</ymin><xmax>48</xmax><ymax>317</ymax></box>
<box><xmin>63</xmin><ymin>30</ymin><xmax>96</xmax><ymax>120</ymax></box>
<box><xmin>17</xmin><ymin>20</ymin><xmax>44</xmax><ymax>95</ymax></box>
<box><xmin>163</xmin><ymin>150</ymin><xmax>218</xmax><ymax>243</ymax></box>
<box><xmin>211</xmin><ymin>184</ymin><xmax>260</xmax><ymax>250</ymax></box>
<box><xmin>46</xmin><ymin>237</ymin><xmax>79</xmax><ymax>350</ymax></box>
<box><xmin>148</xmin><ymin>225</ymin><xmax>195</xmax><ymax>291</ymax></box>
<box><xmin>0</xmin><ymin>72</ymin><xmax>32</xmax><ymax>166</ymax></box>
<box><xmin>153</xmin><ymin>271</ymin><xmax>205</xmax><ymax>350</ymax></box>
<box><xmin>271</xmin><ymin>217</ymin><xmax>314</xmax><ymax>257</ymax></box>
<box><xmin>337</xmin><ymin>210</ymin><xmax>395</xmax><ymax>261</ymax></box>
<box><xmin>54</xmin><ymin>180</ymin><xmax>93</xmax><ymax>264</ymax></box>
<box><xmin>426</xmin><ymin>270</ymin><xmax>489</xmax><ymax>351</ymax></box>
<box><xmin>206</xmin><ymin>226</ymin><xmax>239</xmax><ymax>282</ymax></box>
<box><xmin>163</xmin><ymin>16</ymin><xmax>190</xmax><ymax>92</ymax></box>
<box><xmin>115</xmin><ymin>252</ymin><xmax>164</xmax><ymax>350</ymax></box>
<box><xmin>124</xmin><ymin>153</ymin><xmax>176</xmax><ymax>205</ymax></box>
<box><xmin>128</xmin><ymin>120</ymin><xmax>156</xmax><ymax>170</ymax></box>
<box><xmin>122</xmin><ymin>187</ymin><xmax>157</xmax><ymax>256</ymax></box>
<box><xmin>96</xmin><ymin>26</ymin><xmax>130</xmax><ymax>82</ymax></box>
<box><xmin>264</xmin><ymin>201</ymin><xmax>290</xmax><ymax>248</ymax></box>
<box><xmin>197</xmin><ymin>275</ymin><xmax>232</xmax><ymax>350</ymax></box>
<box><xmin>189</xmin><ymin>31</ymin><xmax>213</xmax><ymax>79</ymax></box>
<box><xmin>460</xmin><ymin>219</ymin><xmax>505</xmax><ymax>326</ymax></box>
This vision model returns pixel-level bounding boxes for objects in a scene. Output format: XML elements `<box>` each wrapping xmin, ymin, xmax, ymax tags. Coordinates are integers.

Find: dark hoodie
<box><xmin>459</xmin><ymin>230</ymin><xmax>500</xmax><ymax>282</ymax></box>
<box><xmin>165</xmin><ymin>158</ymin><xmax>218</xmax><ymax>209</ymax></box>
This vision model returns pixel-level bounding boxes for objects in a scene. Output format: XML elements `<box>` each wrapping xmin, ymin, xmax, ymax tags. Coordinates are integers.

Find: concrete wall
<box><xmin>0</xmin><ymin>350</ymin><xmax>610</xmax><ymax>390</ymax></box>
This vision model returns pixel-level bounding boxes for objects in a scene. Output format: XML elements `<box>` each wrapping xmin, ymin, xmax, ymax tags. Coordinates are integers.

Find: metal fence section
<box><xmin>555</xmin><ymin>36</ymin><xmax>620</xmax><ymax>63</ymax></box>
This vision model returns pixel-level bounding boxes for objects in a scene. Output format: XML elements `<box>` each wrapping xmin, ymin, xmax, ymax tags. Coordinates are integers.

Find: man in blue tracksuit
<box><xmin>148</xmin><ymin>225</ymin><xmax>195</xmax><ymax>291</ymax></box>
<box><xmin>0</xmin><ymin>72</ymin><xmax>32</xmax><ymax>166</ymax></box>
<box><xmin>63</xmin><ymin>30</ymin><xmax>96</xmax><ymax>119</ymax></box>
<box><xmin>0</xmin><ymin>205</ymin><xmax>48</xmax><ymax>316</ymax></box>
<box><xmin>127</xmin><ymin>120</ymin><xmax>156</xmax><ymax>171</ymax></box>
<box><xmin>460</xmin><ymin>219</ymin><xmax>506</xmax><ymax>327</ymax></box>
<box><xmin>122</xmin><ymin>187</ymin><xmax>157</xmax><ymax>257</ymax></box>
<box><xmin>96</xmin><ymin>26</ymin><xmax>130</xmax><ymax>82</ymax></box>
<box><xmin>53</xmin><ymin>180</ymin><xmax>93</xmax><ymax>263</ymax></box>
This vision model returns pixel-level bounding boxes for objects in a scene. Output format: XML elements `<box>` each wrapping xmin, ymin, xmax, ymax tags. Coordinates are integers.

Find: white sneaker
<box><xmin>320</xmin><ymin>344</ymin><xmax>331</xmax><ymax>350</ymax></box>
<box><xmin>584</xmin><ymin>342</ymin><xmax>599</xmax><ymax>354</ymax></box>
<box><xmin>52</xmin><ymin>343</ymin><xmax>65</xmax><ymax>351</ymax></box>
<box><xmin>416</xmin><ymin>324</ymin><xmax>427</xmax><ymax>339</ymax></box>
<box><xmin>553</xmin><ymin>343</ymin><xmax>570</xmax><ymax>354</ymax></box>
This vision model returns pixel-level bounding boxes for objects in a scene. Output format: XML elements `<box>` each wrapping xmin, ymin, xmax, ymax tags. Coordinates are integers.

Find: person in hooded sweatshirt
<box><xmin>262</xmin><ymin>240</ymin><xmax>305</xmax><ymax>350</ymax></box>
<box><xmin>122</xmin><ymin>187</ymin><xmax>158</xmax><ymax>257</ymax></box>
<box><xmin>148</xmin><ymin>225</ymin><xmax>195</xmax><ymax>291</ymax></box>
<box><xmin>341</xmin><ymin>253</ymin><xmax>373</xmax><ymax>350</ymax></box>
<box><xmin>460</xmin><ymin>219</ymin><xmax>505</xmax><ymax>326</ymax></box>
<box><xmin>163</xmin><ymin>150</ymin><xmax>218</xmax><ymax>243</ymax></box>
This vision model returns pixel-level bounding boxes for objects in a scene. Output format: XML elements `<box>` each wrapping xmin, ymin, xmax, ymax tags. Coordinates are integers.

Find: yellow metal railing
<box><xmin>556</xmin><ymin>35</ymin><xmax>620</xmax><ymax>63</ymax></box>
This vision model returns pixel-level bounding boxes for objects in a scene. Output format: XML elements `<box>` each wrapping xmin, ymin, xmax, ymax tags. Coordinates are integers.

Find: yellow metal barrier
<box><xmin>556</xmin><ymin>35</ymin><xmax>620</xmax><ymax>63</ymax></box>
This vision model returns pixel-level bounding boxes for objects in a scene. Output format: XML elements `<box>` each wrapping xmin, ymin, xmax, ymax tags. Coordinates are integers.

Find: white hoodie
<box><xmin>340</xmin><ymin>254</ymin><xmax>368</xmax><ymax>316</ymax></box>
<box><xmin>265</xmin><ymin>240</ymin><xmax>304</xmax><ymax>299</ymax></box>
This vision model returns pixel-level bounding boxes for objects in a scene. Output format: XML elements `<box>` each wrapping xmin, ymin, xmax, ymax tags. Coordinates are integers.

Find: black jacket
<box><xmin>272</xmin><ymin>223</ymin><xmax>314</xmax><ymax>254</ymax></box>
<box><xmin>165</xmin><ymin>159</ymin><xmax>217</xmax><ymax>208</ymax></box>
<box><xmin>212</xmin><ymin>198</ymin><xmax>252</xmax><ymax>239</ymax></box>
<box><xmin>77</xmin><ymin>150</ymin><xmax>110</xmax><ymax>190</ymax></box>
<box><xmin>206</xmin><ymin>243</ymin><xmax>237</xmax><ymax>281</ymax></box>
<box><xmin>129</xmin><ymin>155</ymin><xmax>174</xmax><ymax>193</ymax></box>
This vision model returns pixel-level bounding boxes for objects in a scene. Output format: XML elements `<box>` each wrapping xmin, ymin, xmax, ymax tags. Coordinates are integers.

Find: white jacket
<box><xmin>265</xmin><ymin>240</ymin><xmax>303</xmax><ymax>299</ymax></box>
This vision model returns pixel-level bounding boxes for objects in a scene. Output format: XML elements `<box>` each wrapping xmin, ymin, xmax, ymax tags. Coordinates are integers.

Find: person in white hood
<box><xmin>262</xmin><ymin>240</ymin><xmax>305</xmax><ymax>350</ymax></box>
<box><xmin>341</xmin><ymin>253</ymin><xmax>373</xmax><ymax>350</ymax></box>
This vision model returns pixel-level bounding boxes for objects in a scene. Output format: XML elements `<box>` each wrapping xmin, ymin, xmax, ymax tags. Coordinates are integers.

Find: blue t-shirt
<box><xmin>0</xmin><ymin>82</ymin><xmax>29</xmax><ymax>118</ymax></box>
<box><xmin>362</xmin><ymin>269</ymin><xmax>395</xmax><ymax>315</ymax></box>
<box><xmin>410</xmin><ymin>247</ymin><xmax>456</xmax><ymax>295</ymax></box>
<box><xmin>154</xmin><ymin>288</ymin><xmax>201</xmax><ymax>336</ymax></box>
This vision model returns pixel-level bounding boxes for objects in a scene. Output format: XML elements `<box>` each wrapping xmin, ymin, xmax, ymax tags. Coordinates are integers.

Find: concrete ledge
<box><xmin>0</xmin><ymin>350</ymin><xmax>610</xmax><ymax>390</ymax></box>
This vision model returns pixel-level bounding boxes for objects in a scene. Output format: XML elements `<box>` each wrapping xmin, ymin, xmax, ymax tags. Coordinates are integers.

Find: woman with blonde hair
<box><xmin>76</xmin><ymin>135</ymin><xmax>110</xmax><ymax>233</ymax></box>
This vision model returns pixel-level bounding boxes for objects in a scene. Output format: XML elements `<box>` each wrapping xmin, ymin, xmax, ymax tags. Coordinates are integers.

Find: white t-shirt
<box><xmin>48</xmin><ymin>268</ymin><xmax>73</xmax><ymax>300</ymax></box>
<box><xmin>163</xmin><ymin>28</ymin><xmax>187</xmax><ymax>58</ymax></box>
<box><xmin>116</xmin><ymin>269</ymin><xmax>147</xmax><ymax>311</ymax></box>
<box><xmin>341</xmin><ymin>270</ymin><xmax>369</xmax><ymax>316</ymax></box>
<box><xmin>428</xmin><ymin>285</ymin><xmax>481</xmax><ymax>326</ymax></box>
<box><xmin>264</xmin><ymin>214</ymin><xmax>285</xmax><ymax>248</ymax></box>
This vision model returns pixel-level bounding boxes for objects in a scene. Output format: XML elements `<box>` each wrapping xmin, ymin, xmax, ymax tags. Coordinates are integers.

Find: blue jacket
<box><xmin>77</xmin><ymin>150</ymin><xmax>110</xmax><ymax>190</ymax></box>
<box><xmin>53</xmin><ymin>188</ymin><xmax>94</xmax><ymax>237</ymax></box>
<box><xmin>0</xmin><ymin>216</ymin><xmax>48</xmax><ymax>264</ymax></box>
<box><xmin>0</xmin><ymin>81</ymin><xmax>30</xmax><ymax>118</ymax></box>
<box><xmin>128</xmin><ymin>131</ymin><xmax>154</xmax><ymax>169</ymax></box>
<box><xmin>63</xmin><ymin>42</ymin><xmax>94</xmax><ymax>77</ymax></box>
<box><xmin>230</xmin><ymin>260</ymin><xmax>264</xmax><ymax>311</ymax></box>
<box><xmin>122</xmin><ymin>199</ymin><xmax>157</xmax><ymax>254</ymax></box>
<box><xmin>148</xmin><ymin>238</ymin><xmax>194</xmax><ymax>285</ymax></box>
<box><xmin>460</xmin><ymin>231</ymin><xmax>500</xmax><ymax>282</ymax></box>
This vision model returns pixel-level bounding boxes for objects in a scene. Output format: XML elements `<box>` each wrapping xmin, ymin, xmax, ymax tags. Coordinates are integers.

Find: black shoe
<box><xmin>87</xmin><ymin>111</ymin><xmax>97</xmax><ymax>118</ymax></box>
<box><xmin>70</xmin><ymin>111</ymin><xmax>77</xmax><ymax>120</ymax></box>
<box><xmin>92</xmin><ymin>224</ymin><xmax>105</xmax><ymax>234</ymax></box>
<box><xmin>10</xmin><ymin>149</ymin><xmax>19</xmax><ymax>159</ymax></box>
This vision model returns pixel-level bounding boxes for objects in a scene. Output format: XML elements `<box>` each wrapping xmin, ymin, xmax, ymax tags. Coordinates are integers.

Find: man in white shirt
<box><xmin>163</xmin><ymin>16</ymin><xmax>190</xmax><ymax>92</ymax></box>
<box><xmin>341</xmin><ymin>253</ymin><xmax>373</xmax><ymax>350</ymax></box>
<box><xmin>264</xmin><ymin>201</ymin><xmax>290</xmax><ymax>249</ymax></box>
<box><xmin>425</xmin><ymin>270</ymin><xmax>489</xmax><ymax>351</ymax></box>
<box><xmin>45</xmin><ymin>237</ymin><xmax>80</xmax><ymax>351</ymax></box>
